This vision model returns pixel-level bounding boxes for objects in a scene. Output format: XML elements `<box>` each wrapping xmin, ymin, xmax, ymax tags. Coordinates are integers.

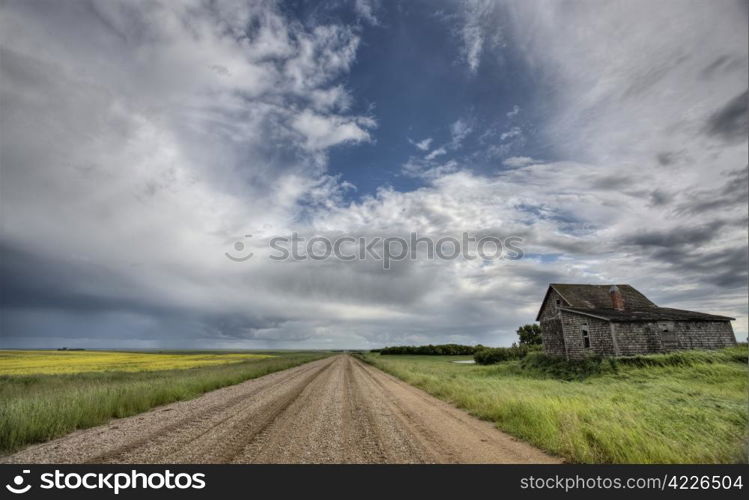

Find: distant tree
<box><xmin>378</xmin><ymin>343</ymin><xmax>481</xmax><ymax>355</ymax></box>
<box><xmin>517</xmin><ymin>324</ymin><xmax>542</xmax><ymax>346</ymax></box>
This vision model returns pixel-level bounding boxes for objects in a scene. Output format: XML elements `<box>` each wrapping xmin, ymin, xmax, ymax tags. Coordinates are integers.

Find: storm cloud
<box><xmin>1</xmin><ymin>0</ymin><xmax>746</xmax><ymax>349</ymax></box>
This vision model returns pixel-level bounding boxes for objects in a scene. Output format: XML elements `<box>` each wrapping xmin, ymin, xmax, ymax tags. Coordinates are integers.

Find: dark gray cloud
<box><xmin>675</xmin><ymin>167</ymin><xmax>749</xmax><ymax>215</ymax></box>
<box><xmin>700</xmin><ymin>54</ymin><xmax>745</xmax><ymax>79</ymax></box>
<box><xmin>652</xmin><ymin>244</ymin><xmax>748</xmax><ymax>289</ymax></box>
<box><xmin>619</xmin><ymin>219</ymin><xmax>748</xmax><ymax>290</ymax></box>
<box><xmin>589</xmin><ymin>174</ymin><xmax>635</xmax><ymax>190</ymax></box>
<box><xmin>656</xmin><ymin>151</ymin><xmax>680</xmax><ymax>166</ymax></box>
<box><xmin>621</xmin><ymin>222</ymin><xmax>727</xmax><ymax>248</ymax></box>
<box><xmin>0</xmin><ymin>241</ymin><xmax>158</xmax><ymax>314</ymax></box>
<box><xmin>0</xmin><ymin>240</ymin><xmax>291</xmax><ymax>342</ymax></box>
<box><xmin>704</xmin><ymin>89</ymin><xmax>749</xmax><ymax>143</ymax></box>
<box><xmin>648</xmin><ymin>189</ymin><xmax>673</xmax><ymax>207</ymax></box>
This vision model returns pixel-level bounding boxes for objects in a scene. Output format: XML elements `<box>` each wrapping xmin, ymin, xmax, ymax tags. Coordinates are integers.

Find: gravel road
<box><xmin>1</xmin><ymin>355</ymin><xmax>559</xmax><ymax>464</ymax></box>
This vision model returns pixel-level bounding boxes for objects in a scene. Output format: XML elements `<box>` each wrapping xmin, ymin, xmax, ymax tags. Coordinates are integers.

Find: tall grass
<box><xmin>0</xmin><ymin>352</ymin><xmax>329</xmax><ymax>454</ymax></box>
<box><xmin>359</xmin><ymin>346</ymin><xmax>748</xmax><ymax>464</ymax></box>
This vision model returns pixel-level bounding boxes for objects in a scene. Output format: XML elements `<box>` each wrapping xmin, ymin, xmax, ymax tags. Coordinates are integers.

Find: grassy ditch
<box><xmin>359</xmin><ymin>346</ymin><xmax>748</xmax><ymax>463</ymax></box>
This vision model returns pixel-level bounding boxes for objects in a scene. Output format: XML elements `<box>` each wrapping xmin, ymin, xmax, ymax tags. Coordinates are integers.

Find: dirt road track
<box><xmin>2</xmin><ymin>355</ymin><xmax>559</xmax><ymax>464</ymax></box>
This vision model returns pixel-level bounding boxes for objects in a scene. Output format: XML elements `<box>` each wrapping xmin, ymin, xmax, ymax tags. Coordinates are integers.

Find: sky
<box><xmin>0</xmin><ymin>0</ymin><xmax>747</xmax><ymax>349</ymax></box>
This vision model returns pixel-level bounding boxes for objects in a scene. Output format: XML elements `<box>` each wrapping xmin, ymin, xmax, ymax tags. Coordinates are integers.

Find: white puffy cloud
<box><xmin>425</xmin><ymin>147</ymin><xmax>447</xmax><ymax>161</ymax></box>
<box><xmin>502</xmin><ymin>156</ymin><xmax>536</xmax><ymax>168</ymax></box>
<box><xmin>500</xmin><ymin>126</ymin><xmax>522</xmax><ymax>142</ymax></box>
<box><xmin>354</xmin><ymin>0</ymin><xmax>380</xmax><ymax>25</ymax></box>
<box><xmin>458</xmin><ymin>0</ymin><xmax>496</xmax><ymax>74</ymax></box>
<box><xmin>292</xmin><ymin>111</ymin><xmax>375</xmax><ymax>150</ymax></box>
<box><xmin>410</xmin><ymin>137</ymin><xmax>433</xmax><ymax>151</ymax></box>
<box><xmin>449</xmin><ymin>118</ymin><xmax>473</xmax><ymax>148</ymax></box>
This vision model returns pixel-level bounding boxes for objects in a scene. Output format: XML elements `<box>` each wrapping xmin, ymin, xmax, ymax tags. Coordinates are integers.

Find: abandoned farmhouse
<box><xmin>537</xmin><ymin>284</ymin><xmax>737</xmax><ymax>360</ymax></box>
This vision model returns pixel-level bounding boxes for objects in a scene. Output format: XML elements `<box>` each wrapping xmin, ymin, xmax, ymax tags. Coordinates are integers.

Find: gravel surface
<box><xmin>1</xmin><ymin>355</ymin><xmax>560</xmax><ymax>464</ymax></box>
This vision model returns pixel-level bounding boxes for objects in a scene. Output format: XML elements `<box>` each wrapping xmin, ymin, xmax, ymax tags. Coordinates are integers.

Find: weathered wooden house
<box><xmin>536</xmin><ymin>284</ymin><xmax>736</xmax><ymax>359</ymax></box>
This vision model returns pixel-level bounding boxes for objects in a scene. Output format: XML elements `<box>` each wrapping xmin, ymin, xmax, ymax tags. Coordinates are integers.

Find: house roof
<box><xmin>559</xmin><ymin>306</ymin><xmax>735</xmax><ymax>322</ymax></box>
<box><xmin>536</xmin><ymin>283</ymin><xmax>734</xmax><ymax>322</ymax></box>
<box><xmin>550</xmin><ymin>284</ymin><xmax>656</xmax><ymax>310</ymax></box>
<box><xmin>535</xmin><ymin>283</ymin><xmax>655</xmax><ymax>320</ymax></box>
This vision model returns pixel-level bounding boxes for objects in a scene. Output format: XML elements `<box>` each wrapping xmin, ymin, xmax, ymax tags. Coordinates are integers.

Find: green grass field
<box><xmin>0</xmin><ymin>350</ymin><xmax>330</xmax><ymax>454</ymax></box>
<box><xmin>359</xmin><ymin>346</ymin><xmax>748</xmax><ymax>464</ymax></box>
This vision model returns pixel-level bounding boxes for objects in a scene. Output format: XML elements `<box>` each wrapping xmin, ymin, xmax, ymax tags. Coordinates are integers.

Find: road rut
<box><xmin>1</xmin><ymin>355</ymin><xmax>559</xmax><ymax>464</ymax></box>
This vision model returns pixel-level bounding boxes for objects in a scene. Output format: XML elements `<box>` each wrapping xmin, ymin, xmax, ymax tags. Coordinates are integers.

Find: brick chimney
<box><xmin>609</xmin><ymin>285</ymin><xmax>625</xmax><ymax>310</ymax></box>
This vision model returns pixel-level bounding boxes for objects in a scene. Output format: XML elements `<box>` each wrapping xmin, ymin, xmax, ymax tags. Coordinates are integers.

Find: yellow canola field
<box><xmin>0</xmin><ymin>350</ymin><xmax>274</xmax><ymax>375</ymax></box>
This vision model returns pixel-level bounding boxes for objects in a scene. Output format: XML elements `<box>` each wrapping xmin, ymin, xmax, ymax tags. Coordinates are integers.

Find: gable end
<box><xmin>536</xmin><ymin>286</ymin><xmax>571</xmax><ymax>321</ymax></box>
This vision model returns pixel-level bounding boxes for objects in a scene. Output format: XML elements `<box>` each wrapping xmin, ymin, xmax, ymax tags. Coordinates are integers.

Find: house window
<box><xmin>581</xmin><ymin>325</ymin><xmax>590</xmax><ymax>348</ymax></box>
<box><xmin>556</xmin><ymin>299</ymin><xmax>561</xmax><ymax>306</ymax></box>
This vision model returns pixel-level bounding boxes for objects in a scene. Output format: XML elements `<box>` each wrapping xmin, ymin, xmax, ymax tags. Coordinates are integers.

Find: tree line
<box><xmin>372</xmin><ymin>344</ymin><xmax>484</xmax><ymax>355</ymax></box>
<box><xmin>374</xmin><ymin>324</ymin><xmax>543</xmax><ymax>365</ymax></box>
